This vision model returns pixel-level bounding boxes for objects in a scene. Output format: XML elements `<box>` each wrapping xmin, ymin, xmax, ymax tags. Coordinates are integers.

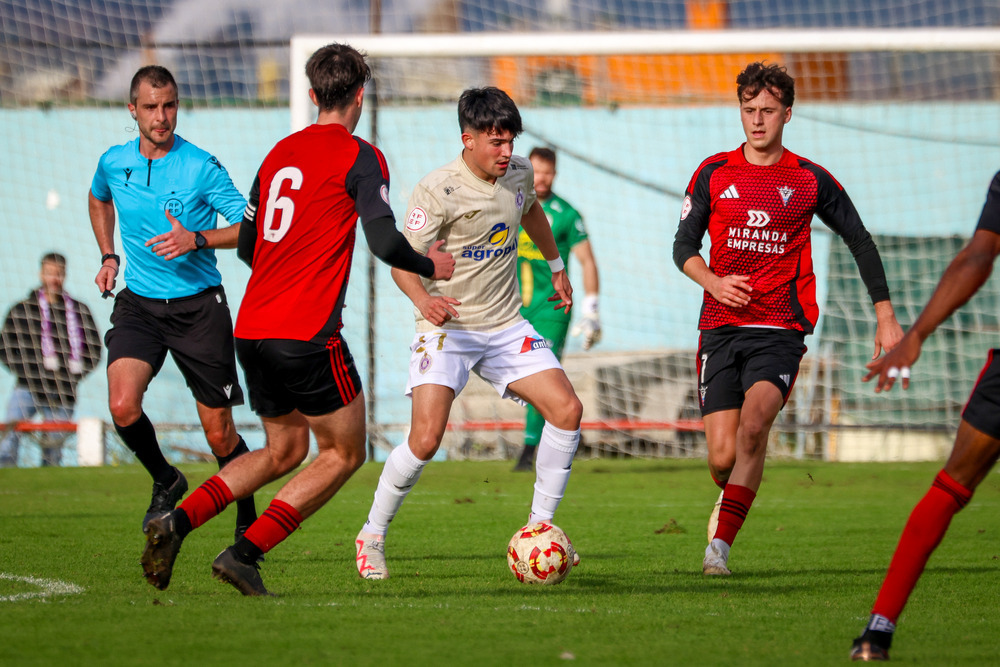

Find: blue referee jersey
<box><xmin>91</xmin><ymin>135</ymin><xmax>246</xmax><ymax>299</ymax></box>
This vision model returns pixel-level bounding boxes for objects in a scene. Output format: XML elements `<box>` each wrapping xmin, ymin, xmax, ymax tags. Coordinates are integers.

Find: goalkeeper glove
<box><xmin>570</xmin><ymin>294</ymin><xmax>601</xmax><ymax>350</ymax></box>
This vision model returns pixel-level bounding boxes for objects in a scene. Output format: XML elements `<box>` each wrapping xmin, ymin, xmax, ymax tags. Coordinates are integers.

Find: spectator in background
<box><xmin>513</xmin><ymin>146</ymin><xmax>601</xmax><ymax>472</ymax></box>
<box><xmin>0</xmin><ymin>253</ymin><xmax>101</xmax><ymax>466</ymax></box>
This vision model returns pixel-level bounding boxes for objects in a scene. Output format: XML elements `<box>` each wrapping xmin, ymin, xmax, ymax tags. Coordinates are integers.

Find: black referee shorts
<box><xmin>962</xmin><ymin>349</ymin><xmax>1000</xmax><ymax>439</ymax></box>
<box><xmin>105</xmin><ymin>286</ymin><xmax>244</xmax><ymax>408</ymax></box>
<box><xmin>235</xmin><ymin>335</ymin><xmax>362</xmax><ymax>418</ymax></box>
<box><xmin>696</xmin><ymin>327</ymin><xmax>807</xmax><ymax>416</ymax></box>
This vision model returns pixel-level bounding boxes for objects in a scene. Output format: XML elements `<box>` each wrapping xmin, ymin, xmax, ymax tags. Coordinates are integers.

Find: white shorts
<box><xmin>405</xmin><ymin>320</ymin><xmax>563</xmax><ymax>406</ymax></box>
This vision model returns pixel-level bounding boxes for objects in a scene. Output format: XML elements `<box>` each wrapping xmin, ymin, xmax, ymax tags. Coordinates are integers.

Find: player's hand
<box><xmin>863</xmin><ymin>331</ymin><xmax>922</xmax><ymax>393</ymax></box>
<box><xmin>418</xmin><ymin>295</ymin><xmax>461</xmax><ymax>327</ymax></box>
<box><xmin>548</xmin><ymin>269</ymin><xmax>573</xmax><ymax>315</ymax></box>
<box><xmin>708</xmin><ymin>274</ymin><xmax>752</xmax><ymax>308</ymax></box>
<box><xmin>872</xmin><ymin>302</ymin><xmax>904</xmax><ymax>359</ymax></box>
<box><xmin>426</xmin><ymin>240</ymin><xmax>455</xmax><ymax>280</ymax></box>
<box><xmin>570</xmin><ymin>294</ymin><xmax>602</xmax><ymax>350</ymax></box>
<box><xmin>146</xmin><ymin>211</ymin><xmax>195</xmax><ymax>260</ymax></box>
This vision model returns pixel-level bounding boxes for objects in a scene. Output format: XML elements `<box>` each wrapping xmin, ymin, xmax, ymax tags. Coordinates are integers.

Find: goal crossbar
<box><xmin>290</xmin><ymin>28</ymin><xmax>1000</xmax><ymax>130</ymax></box>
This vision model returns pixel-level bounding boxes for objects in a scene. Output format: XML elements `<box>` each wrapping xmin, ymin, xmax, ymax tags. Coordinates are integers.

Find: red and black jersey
<box><xmin>235</xmin><ymin>123</ymin><xmax>395</xmax><ymax>342</ymax></box>
<box><xmin>673</xmin><ymin>144</ymin><xmax>890</xmax><ymax>334</ymax></box>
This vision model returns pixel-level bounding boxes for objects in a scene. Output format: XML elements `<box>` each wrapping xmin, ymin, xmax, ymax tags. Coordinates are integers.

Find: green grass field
<box><xmin>1</xmin><ymin>458</ymin><xmax>999</xmax><ymax>666</ymax></box>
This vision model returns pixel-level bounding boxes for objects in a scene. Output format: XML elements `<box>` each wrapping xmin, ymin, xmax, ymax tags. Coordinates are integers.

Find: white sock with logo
<box><xmin>529</xmin><ymin>423</ymin><xmax>580</xmax><ymax>523</ymax></box>
<box><xmin>363</xmin><ymin>443</ymin><xmax>428</xmax><ymax>536</ymax></box>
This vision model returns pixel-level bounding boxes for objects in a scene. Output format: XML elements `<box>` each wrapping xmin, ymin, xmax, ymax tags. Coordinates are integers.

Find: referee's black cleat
<box><xmin>141</xmin><ymin>511</ymin><xmax>185</xmax><ymax>590</ymax></box>
<box><xmin>143</xmin><ymin>467</ymin><xmax>188</xmax><ymax>530</ymax></box>
<box><xmin>850</xmin><ymin>630</ymin><xmax>892</xmax><ymax>662</ymax></box>
<box><xmin>212</xmin><ymin>547</ymin><xmax>272</xmax><ymax>596</ymax></box>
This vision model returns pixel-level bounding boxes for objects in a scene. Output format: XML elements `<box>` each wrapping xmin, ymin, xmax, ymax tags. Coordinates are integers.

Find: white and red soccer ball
<box><xmin>507</xmin><ymin>522</ymin><xmax>572</xmax><ymax>585</ymax></box>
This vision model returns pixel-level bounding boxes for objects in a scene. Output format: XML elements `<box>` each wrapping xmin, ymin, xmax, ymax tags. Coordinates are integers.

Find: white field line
<box><xmin>0</xmin><ymin>573</ymin><xmax>85</xmax><ymax>602</ymax></box>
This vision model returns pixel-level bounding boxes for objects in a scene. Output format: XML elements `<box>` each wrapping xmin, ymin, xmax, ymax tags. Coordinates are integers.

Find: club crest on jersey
<box><xmin>746</xmin><ymin>210</ymin><xmax>770</xmax><ymax>227</ymax></box>
<box><xmin>164</xmin><ymin>199</ymin><xmax>183</xmax><ymax>216</ymax></box>
<box><xmin>680</xmin><ymin>195</ymin><xmax>692</xmax><ymax>221</ymax></box>
<box><xmin>777</xmin><ymin>186</ymin><xmax>795</xmax><ymax>206</ymax></box>
<box><xmin>515</xmin><ymin>188</ymin><xmax>525</xmax><ymax>209</ymax></box>
<box><xmin>418</xmin><ymin>352</ymin><xmax>432</xmax><ymax>374</ymax></box>
<box><xmin>520</xmin><ymin>336</ymin><xmax>550</xmax><ymax>353</ymax></box>
<box><xmin>380</xmin><ymin>184</ymin><xmax>390</xmax><ymax>205</ymax></box>
<box><xmin>406</xmin><ymin>207</ymin><xmax>427</xmax><ymax>231</ymax></box>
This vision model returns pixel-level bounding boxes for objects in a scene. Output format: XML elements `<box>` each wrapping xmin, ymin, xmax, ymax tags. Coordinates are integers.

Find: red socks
<box><xmin>871</xmin><ymin>470</ymin><xmax>972</xmax><ymax>623</ymax></box>
<box><xmin>713</xmin><ymin>483</ymin><xmax>756</xmax><ymax>546</ymax></box>
<box><xmin>178</xmin><ymin>475</ymin><xmax>234</xmax><ymax>529</ymax></box>
<box><xmin>242</xmin><ymin>499</ymin><xmax>304</xmax><ymax>553</ymax></box>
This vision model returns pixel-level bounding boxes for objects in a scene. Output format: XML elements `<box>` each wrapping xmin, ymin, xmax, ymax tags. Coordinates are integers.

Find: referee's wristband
<box><xmin>547</xmin><ymin>256</ymin><xmax>566</xmax><ymax>273</ymax></box>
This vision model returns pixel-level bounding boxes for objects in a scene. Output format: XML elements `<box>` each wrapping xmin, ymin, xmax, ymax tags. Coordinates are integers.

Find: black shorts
<box><xmin>696</xmin><ymin>327</ymin><xmax>807</xmax><ymax>416</ymax></box>
<box><xmin>105</xmin><ymin>286</ymin><xmax>244</xmax><ymax>408</ymax></box>
<box><xmin>962</xmin><ymin>349</ymin><xmax>1000</xmax><ymax>439</ymax></box>
<box><xmin>235</xmin><ymin>336</ymin><xmax>362</xmax><ymax>418</ymax></box>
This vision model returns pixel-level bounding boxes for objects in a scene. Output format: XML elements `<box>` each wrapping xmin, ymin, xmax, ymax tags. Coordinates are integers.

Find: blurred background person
<box><xmin>0</xmin><ymin>253</ymin><xmax>101</xmax><ymax>466</ymax></box>
<box><xmin>513</xmin><ymin>146</ymin><xmax>601</xmax><ymax>472</ymax></box>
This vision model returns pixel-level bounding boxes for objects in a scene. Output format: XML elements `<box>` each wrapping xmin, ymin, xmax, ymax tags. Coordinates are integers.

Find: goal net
<box><xmin>289</xmin><ymin>29</ymin><xmax>1000</xmax><ymax>461</ymax></box>
<box><xmin>1</xmin><ymin>1</ymin><xmax>999</xmax><ymax>464</ymax></box>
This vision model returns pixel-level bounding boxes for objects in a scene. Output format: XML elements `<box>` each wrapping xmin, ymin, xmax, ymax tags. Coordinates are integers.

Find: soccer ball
<box><xmin>506</xmin><ymin>522</ymin><xmax>572</xmax><ymax>585</ymax></box>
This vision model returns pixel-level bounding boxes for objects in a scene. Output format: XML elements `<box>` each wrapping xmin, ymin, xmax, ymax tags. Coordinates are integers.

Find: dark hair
<box><xmin>736</xmin><ymin>62</ymin><xmax>795</xmax><ymax>108</ymax></box>
<box><xmin>306</xmin><ymin>43</ymin><xmax>371</xmax><ymax>111</ymax></box>
<box><xmin>129</xmin><ymin>65</ymin><xmax>177</xmax><ymax>105</ymax></box>
<box><xmin>41</xmin><ymin>252</ymin><xmax>66</xmax><ymax>268</ymax></box>
<box><xmin>529</xmin><ymin>147</ymin><xmax>556</xmax><ymax>166</ymax></box>
<box><xmin>458</xmin><ymin>87</ymin><xmax>522</xmax><ymax>137</ymax></box>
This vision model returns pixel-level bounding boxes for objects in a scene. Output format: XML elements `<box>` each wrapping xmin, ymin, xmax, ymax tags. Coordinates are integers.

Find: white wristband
<box><xmin>547</xmin><ymin>256</ymin><xmax>565</xmax><ymax>273</ymax></box>
<box><xmin>582</xmin><ymin>294</ymin><xmax>599</xmax><ymax>314</ymax></box>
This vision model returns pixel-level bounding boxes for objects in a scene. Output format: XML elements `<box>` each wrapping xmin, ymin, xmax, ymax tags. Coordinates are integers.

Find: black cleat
<box><xmin>143</xmin><ymin>467</ymin><xmax>188</xmax><ymax>530</ymax></box>
<box><xmin>850</xmin><ymin>630</ymin><xmax>892</xmax><ymax>662</ymax></box>
<box><xmin>141</xmin><ymin>511</ymin><xmax>185</xmax><ymax>590</ymax></box>
<box><xmin>212</xmin><ymin>547</ymin><xmax>272</xmax><ymax>596</ymax></box>
<box><xmin>512</xmin><ymin>446</ymin><xmax>536</xmax><ymax>472</ymax></box>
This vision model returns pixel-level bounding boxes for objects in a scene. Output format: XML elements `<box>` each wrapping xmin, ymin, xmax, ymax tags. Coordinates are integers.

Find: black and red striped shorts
<box><xmin>235</xmin><ymin>335</ymin><xmax>361</xmax><ymax>418</ymax></box>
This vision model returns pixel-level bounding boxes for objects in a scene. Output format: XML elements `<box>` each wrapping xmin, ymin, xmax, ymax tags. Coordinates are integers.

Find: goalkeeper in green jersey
<box><xmin>514</xmin><ymin>147</ymin><xmax>601</xmax><ymax>472</ymax></box>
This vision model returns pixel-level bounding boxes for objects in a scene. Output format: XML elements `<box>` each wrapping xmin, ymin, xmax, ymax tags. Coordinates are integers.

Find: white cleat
<box><xmin>707</xmin><ymin>489</ymin><xmax>724</xmax><ymax>543</ymax></box>
<box><xmin>355</xmin><ymin>530</ymin><xmax>389</xmax><ymax>580</ymax></box>
<box><xmin>566</xmin><ymin>535</ymin><xmax>581</xmax><ymax>567</ymax></box>
<box><xmin>703</xmin><ymin>541</ymin><xmax>731</xmax><ymax>576</ymax></box>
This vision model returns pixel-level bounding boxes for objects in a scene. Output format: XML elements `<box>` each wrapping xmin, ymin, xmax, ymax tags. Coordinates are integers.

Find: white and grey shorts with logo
<box><xmin>405</xmin><ymin>319</ymin><xmax>562</xmax><ymax>405</ymax></box>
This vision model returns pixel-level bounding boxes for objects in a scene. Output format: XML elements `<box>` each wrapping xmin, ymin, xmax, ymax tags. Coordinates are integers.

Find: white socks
<box><xmin>363</xmin><ymin>443</ymin><xmax>428</xmax><ymax>536</ymax></box>
<box><xmin>529</xmin><ymin>422</ymin><xmax>580</xmax><ymax>523</ymax></box>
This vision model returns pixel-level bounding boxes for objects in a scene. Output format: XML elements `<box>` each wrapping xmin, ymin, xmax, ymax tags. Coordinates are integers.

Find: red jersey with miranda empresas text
<box><xmin>235</xmin><ymin>123</ymin><xmax>394</xmax><ymax>342</ymax></box>
<box><xmin>674</xmin><ymin>145</ymin><xmax>874</xmax><ymax>334</ymax></box>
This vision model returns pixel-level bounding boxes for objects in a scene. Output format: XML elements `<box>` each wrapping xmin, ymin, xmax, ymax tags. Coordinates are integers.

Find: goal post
<box><xmin>289</xmin><ymin>29</ymin><xmax>1000</xmax><ymax>462</ymax></box>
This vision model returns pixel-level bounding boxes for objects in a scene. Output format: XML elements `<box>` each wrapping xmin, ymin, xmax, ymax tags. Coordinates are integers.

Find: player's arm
<box><xmin>865</xmin><ymin>172</ymin><xmax>1000</xmax><ymax>391</ymax></box>
<box><xmin>351</xmin><ymin>141</ymin><xmax>454</xmax><ymax>280</ymax></box>
<box><xmin>236</xmin><ymin>174</ymin><xmax>261</xmax><ymax>268</ymax></box>
<box><xmin>390</xmin><ymin>267</ymin><xmax>460</xmax><ymax>327</ymax></box>
<box><xmin>521</xmin><ymin>201</ymin><xmax>572</xmax><ymax>313</ymax></box>
<box><xmin>362</xmin><ymin>218</ymin><xmax>453</xmax><ymax>280</ymax></box>
<box><xmin>570</xmin><ymin>239</ymin><xmax>601</xmax><ymax>349</ymax></box>
<box><xmin>812</xmin><ymin>167</ymin><xmax>901</xmax><ymax>357</ymax></box>
<box><xmin>674</xmin><ymin>165</ymin><xmax>752</xmax><ymax>308</ymax></box>
<box><xmin>88</xmin><ymin>189</ymin><xmax>119</xmax><ymax>295</ymax></box>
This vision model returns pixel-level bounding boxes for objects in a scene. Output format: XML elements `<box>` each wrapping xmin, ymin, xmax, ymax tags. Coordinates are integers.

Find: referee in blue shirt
<box><xmin>89</xmin><ymin>65</ymin><xmax>257</xmax><ymax>537</ymax></box>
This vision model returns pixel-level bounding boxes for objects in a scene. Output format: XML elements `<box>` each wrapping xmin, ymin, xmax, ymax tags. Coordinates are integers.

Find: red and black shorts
<box><xmin>962</xmin><ymin>349</ymin><xmax>1000</xmax><ymax>439</ymax></box>
<box><xmin>696</xmin><ymin>326</ymin><xmax>807</xmax><ymax>416</ymax></box>
<box><xmin>235</xmin><ymin>335</ymin><xmax>361</xmax><ymax>418</ymax></box>
<box><xmin>105</xmin><ymin>286</ymin><xmax>244</xmax><ymax>408</ymax></box>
